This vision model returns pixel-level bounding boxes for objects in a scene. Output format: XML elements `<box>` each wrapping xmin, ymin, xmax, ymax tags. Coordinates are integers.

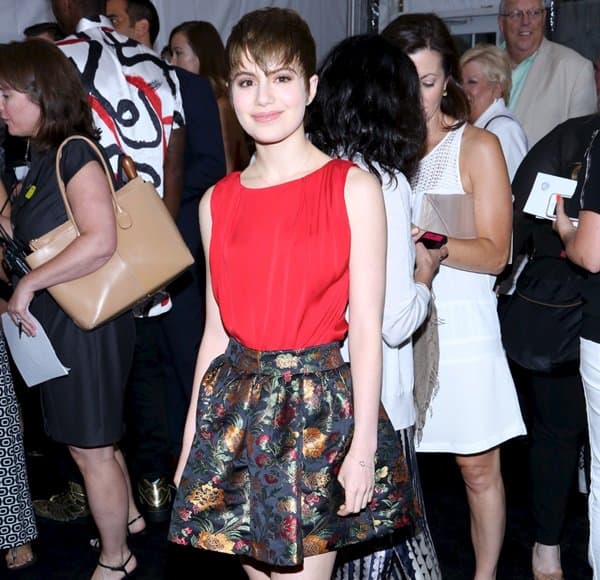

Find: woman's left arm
<box><xmin>555</xmin><ymin>202</ymin><xmax>600</xmax><ymax>273</ymax></box>
<box><xmin>442</xmin><ymin>126</ymin><xmax>512</xmax><ymax>275</ymax></box>
<box><xmin>337</xmin><ymin>167</ymin><xmax>386</xmax><ymax>516</ymax></box>
<box><xmin>8</xmin><ymin>160</ymin><xmax>116</xmax><ymax>335</ymax></box>
<box><xmin>555</xmin><ymin>132</ymin><xmax>600</xmax><ymax>272</ymax></box>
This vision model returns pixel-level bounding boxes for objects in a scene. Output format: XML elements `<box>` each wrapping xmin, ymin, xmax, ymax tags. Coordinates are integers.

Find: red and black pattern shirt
<box><xmin>57</xmin><ymin>16</ymin><xmax>184</xmax><ymax>198</ymax></box>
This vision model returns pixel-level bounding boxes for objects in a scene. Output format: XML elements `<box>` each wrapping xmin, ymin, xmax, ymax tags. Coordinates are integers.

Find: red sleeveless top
<box><xmin>210</xmin><ymin>159</ymin><xmax>353</xmax><ymax>350</ymax></box>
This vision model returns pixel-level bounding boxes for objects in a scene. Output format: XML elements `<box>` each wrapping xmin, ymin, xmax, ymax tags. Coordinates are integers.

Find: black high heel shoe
<box><xmin>89</xmin><ymin>515</ymin><xmax>146</xmax><ymax>551</ymax></box>
<box><xmin>97</xmin><ymin>551</ymin><xmax>137</xmax><ymax>578</ymax></box>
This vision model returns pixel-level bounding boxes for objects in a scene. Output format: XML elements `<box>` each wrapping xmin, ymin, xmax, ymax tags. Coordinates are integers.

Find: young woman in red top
<box><xmin>169</xmin><ymin>8</ymin><xmax>415</xmax><ymax>579</ymax></box>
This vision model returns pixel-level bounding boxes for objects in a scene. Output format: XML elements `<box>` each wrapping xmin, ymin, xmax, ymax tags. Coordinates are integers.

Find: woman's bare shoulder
<box><xmin>462</xmin><ymin>123</ymin><xmax>503</xmax><ymax>164</ymax></box>
<box><xmin>199</xmin><ymin>184</ymin><xmax>216</xmax><ymax>215</ymax></box>
<box><xmin>345</xmin><ymin>165</ymin><xmax>381</xmax><ymax>196</ymax></box>
<box><xmin>462</xmin><ymin>122</ymin><xmax>499</xmax><ymax>147</ymax></box>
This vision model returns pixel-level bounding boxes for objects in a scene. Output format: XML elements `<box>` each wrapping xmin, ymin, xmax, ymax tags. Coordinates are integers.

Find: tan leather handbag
<box><xmin>25</xmin><ymin>136</ymin><xmax>194</xmax><ymax>330</ymax></box>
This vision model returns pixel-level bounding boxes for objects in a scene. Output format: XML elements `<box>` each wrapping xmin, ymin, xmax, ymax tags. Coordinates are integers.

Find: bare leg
<box><xmin>114</xmin><ymin>448</ymin><xmax>146</xmax><ymax>534</ymax></box>
<box><xmin>69</xmin><ymin>445</ymin><xmax>137</xmax><ymax>579</ymax></box>
<box><xmin>244</xmin><ymin>552</ymin><xmax>337</xmax><ymax>580</ymax></box>
<box><xmin>455</xmin><ymin>447</ymin><xmax>505</xmax><ymax>580</ymax></box>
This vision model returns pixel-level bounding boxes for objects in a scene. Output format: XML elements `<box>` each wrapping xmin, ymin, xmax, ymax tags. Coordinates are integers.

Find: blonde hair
<box><xmin>460</xmin><ymin>43</ymin><xmax>512</xmax><ymax>102</ymax></box>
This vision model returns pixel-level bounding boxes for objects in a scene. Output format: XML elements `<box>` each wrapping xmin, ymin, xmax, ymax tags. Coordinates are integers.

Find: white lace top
<box><xmin>410</xmin><ymin>124</ymin><xmax>466</xmax><ymax>222</ymax></box>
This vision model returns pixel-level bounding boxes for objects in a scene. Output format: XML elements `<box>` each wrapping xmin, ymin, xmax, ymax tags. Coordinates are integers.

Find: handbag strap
<box><xmin>54</xmin><ymin>135</ymin><xmax>134</xmax><ymax>234</ymax></box>
<box><xmin>483</xmin><ymin>114</ymin><xmax>513</xmax><ymax>130</ymax></box>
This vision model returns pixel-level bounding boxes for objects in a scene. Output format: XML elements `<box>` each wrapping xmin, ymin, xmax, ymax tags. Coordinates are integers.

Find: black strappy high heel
<box><xmin>97</xmin><ymin>551</ymin><xmax>136</xmax><ymax>577</ymax></box>
<box><xmin>90</xmin><ymin>514</ymin><xmax>146</xmax><ymax>550</ymax></box>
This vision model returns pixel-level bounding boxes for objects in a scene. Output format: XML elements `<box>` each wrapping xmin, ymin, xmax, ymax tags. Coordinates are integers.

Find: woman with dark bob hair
<box><xmin>0</xmin><ymin>39</ymin><xmax>139</xmax><ymax>578</ymax></box>
<box><xmin>308</xmin><ymin>33</ymin><xmax>442</xmax><ymax>578</ymax></box>
<box><xmin>383</xmin><ymin>13</ymin><xmax>526</xmax><ymax>579</ymax></box>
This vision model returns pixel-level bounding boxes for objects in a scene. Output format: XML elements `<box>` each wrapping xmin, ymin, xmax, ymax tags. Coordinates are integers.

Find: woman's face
<box><xmin>0</xmin><ymin>88</ymin><xmax>41</xmax><ymax>137</ymax></box>
<box><xmin>169</xmin><ymin>32</ymin><xmax>200</xmax><ymax>74</ymax></box>
<box><xmin>461</xmin><ymin>59</ymin><xmax>502</xmax><ymax>123</ymax></box>
<box><xmin>230</xmin><ymin>54</ymin><xmax>317</xmax><ymax>146</ymax></box>
<box><xmin>408</xmin><ymin>48</ymin><xmax>447</xmax><ymax>126</ymax></box>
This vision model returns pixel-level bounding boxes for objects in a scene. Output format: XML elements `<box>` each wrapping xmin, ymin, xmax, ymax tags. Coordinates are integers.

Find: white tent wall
<box><xmin>0</xmin><ymin>1</ymin><xmax>54</xmax><ymax>41</ymax></box>
<box><xmin>0</xmin><ymin>0</ymin><xmax>352</xmax><ymax>64</ymax></box>
<box><xmin>153</xmin><ymin>0</ymin><xmax>351</xmax><ymax>63</ymax></box>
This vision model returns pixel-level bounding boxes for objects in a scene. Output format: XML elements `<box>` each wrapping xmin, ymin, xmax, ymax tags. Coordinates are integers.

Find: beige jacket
<box><xmin>512</xmin><ymin>37</ymin><xmax>597</xmax><ymax>147</ymax></box>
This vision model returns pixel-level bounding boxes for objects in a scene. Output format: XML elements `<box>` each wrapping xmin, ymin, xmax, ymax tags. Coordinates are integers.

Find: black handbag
<box><xmin>498</xmin><ymin>256</ymin><xmax>583</xmax><ymax>373</ymax></box>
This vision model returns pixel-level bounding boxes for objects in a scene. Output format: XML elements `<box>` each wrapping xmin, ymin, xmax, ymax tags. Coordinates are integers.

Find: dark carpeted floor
<box><xmin>5</xmin><ymin>435</ymin><xmax>592</xmax><ymax>579</ymax></box>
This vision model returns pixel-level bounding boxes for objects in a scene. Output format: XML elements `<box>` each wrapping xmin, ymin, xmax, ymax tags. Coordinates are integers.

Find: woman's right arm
<box><xmin>174</xmin><ymin>186</ymin><xmax>229</xmax><ymax>486</ymax></box>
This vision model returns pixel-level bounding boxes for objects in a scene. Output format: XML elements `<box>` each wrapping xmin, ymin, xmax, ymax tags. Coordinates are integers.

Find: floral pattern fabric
<box><xmin>169</xmin><ymin>339</ymin><xmax>416</xmax><ymax>567</ymax></box>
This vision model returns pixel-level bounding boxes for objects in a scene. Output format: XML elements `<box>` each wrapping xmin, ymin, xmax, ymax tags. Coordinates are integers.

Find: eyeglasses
<box><xmin>501</xmin><ymin>8</ymin><xmax>546</xmax><ymax>20</ymax></box>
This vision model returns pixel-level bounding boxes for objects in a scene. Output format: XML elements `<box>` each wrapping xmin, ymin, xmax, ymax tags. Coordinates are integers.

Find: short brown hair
<box><xmin>226</xmin><ymin>7</ymin><xmax>316</xmax><ymax>88</ymax></box>
<box><xmin>382</xmin><ymin>13</ymin><xmax>470</xmax><ymax>130</ymax></box>
<box><xmin>460</xmin><ymin>44</ymin><xmax>512</xmax><ymax>102</ymax></box>
<box><xmin>0</xmin><ymin>39</ymin><xmax>97</xmax><ymax>149</ymax></box>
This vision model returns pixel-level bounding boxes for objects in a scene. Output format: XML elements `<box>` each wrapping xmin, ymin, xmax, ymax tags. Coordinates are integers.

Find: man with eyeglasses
<box><xmin>499</xmin><ymin>0</ymin><xmax>596</xmax><ymax>146</ymax></box>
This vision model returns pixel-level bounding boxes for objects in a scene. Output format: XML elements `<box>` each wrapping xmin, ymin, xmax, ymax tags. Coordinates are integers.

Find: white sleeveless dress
<box><xmin>412</xmin><ymin>125</ymin><xmax>526</xmax><ymax>454</ymax></box>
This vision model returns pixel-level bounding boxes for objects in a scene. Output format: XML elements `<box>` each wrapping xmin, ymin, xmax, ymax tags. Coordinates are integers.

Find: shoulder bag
<box><xmin>498</xmin><ymin>255</ymin><xmax>583</xmax><ymax>373</ymax></box>
<box><xmin>25</xmin><ymin>136</ymin><xmax>194</xmax><ymax>330</ymax></box>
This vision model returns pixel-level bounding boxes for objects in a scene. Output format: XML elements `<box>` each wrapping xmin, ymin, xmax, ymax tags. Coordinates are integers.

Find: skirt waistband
<box><xmin>225</xmin><ymin>339</ymin><xmax>345</xmax><ymax>376</ymax></box>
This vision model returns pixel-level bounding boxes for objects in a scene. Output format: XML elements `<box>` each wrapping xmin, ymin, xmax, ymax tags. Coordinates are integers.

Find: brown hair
<box><xmin>226</xmin><ymin>7</ymin><xmax>316</xmax><ymax>88</ymax></box>
<box><xmin>0</xmin><ymin>39</ymin><xmax>97</xmax><ymax>149</ymax></box>
<box><xmin>382</xmin><ymin>13</ymin><xmax>470</xmax><ymax>130</ymax></box>
<box><xmin>169</xmin><ymin>20</ymin><xmax>228</xmax><ymax>98</ymax></box>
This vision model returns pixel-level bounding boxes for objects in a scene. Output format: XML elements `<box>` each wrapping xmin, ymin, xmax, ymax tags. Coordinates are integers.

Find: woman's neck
<box><xmin>425</xmin><ymin>113</ymin><xmax>455</xmax><ymax>154</ymax></box>
<box><xmin>248</xmin><ymin>130</ymin><xmax>328</xmax><ymax>187</ymax></box>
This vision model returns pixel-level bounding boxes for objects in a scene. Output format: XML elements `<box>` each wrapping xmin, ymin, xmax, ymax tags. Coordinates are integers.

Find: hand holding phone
<box><xmin>419</xmin><ymin>231</ymin><xmax>448</xmax><ymax>249</ymax></box>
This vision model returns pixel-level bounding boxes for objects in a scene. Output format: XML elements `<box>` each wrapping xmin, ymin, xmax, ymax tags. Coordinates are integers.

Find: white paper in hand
<box><xmin>523</xmin><ymin>172</ymin><xmax>577</xmax><ymax>220</ymax></box>
<box><xmin>1</xmin><ymin>312</ymin><xmax>70</xmax><ymax>387</ymax></box>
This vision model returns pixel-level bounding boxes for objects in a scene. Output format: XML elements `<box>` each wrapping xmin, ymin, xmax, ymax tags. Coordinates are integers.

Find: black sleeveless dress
<box><xmin>11</xmin><ymin>139</ymin><xmax>135</xmax><ymax>447</ymax></box>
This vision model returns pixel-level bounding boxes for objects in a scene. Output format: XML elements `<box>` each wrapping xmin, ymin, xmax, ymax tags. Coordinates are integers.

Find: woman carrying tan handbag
<box><xmin>0</xmin><ymin>39</ymin><xmax>141</xmax><ymax>578</ymax></box>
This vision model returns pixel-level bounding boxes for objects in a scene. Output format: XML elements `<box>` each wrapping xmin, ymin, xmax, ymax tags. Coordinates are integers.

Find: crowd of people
<box><xmin>0</xmin><ymin>0</ymin><xmax>598</xmax><ymax>579</ymax></box>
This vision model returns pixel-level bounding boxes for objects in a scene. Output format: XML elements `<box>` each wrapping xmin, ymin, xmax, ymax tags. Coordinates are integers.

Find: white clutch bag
<box><xmin>416</xmin><ymin>193</ymin><xmax>476</xmax><ymax>239</ymax></box>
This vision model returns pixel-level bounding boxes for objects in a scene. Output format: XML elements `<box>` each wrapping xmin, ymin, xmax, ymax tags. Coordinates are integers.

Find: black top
<box><xmin>11</xmin><ymin>137</ymin><xmax>135</xmax><ymax>447</ymax></box>
<box><xmin>575</xmin><ymin>128</ymin><xmax>600</xmax><ymax>340</ymax></box>
<box><xmin>13</xmin><ymin>139</ymin><xmax>98</xmax><ymax>244</ymax></box>
<box><xmin>512</xmin><ymin>114</ymin><xmax>600</xmax><ymax>342</ymax></box>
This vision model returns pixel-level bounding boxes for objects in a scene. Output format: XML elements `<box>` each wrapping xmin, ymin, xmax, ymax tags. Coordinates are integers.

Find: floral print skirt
<box><xmin>169</xmin><ymin>339</ymin><xmax>415</xmax><ymax>567</ymax></box>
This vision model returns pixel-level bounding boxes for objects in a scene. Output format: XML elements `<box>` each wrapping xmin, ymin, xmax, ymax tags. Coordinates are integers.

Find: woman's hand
<box><xmin>337</xmin><ymin>449</ymin><xmax>375</xmax><ymax>516</ymax></box>
<box><xmin>413</xmin><ymin>229</ymin><xmax>448</xmax><ymax>288</ymax></box>
<box><xmin>7</xmin><ymin>275</ymin><xmax>37</xmax><ymax>336</ymax></box>
<box><xmin>552</xmin><ymin>194</ymin><xmax>577</xmax><ymax>244</ymax></box>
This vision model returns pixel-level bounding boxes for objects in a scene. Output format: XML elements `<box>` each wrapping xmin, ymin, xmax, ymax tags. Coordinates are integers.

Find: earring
<box><xmin>443</xmin><ymin>88</ymin><xmax>448</xmax><ymax>97</ymax></box>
